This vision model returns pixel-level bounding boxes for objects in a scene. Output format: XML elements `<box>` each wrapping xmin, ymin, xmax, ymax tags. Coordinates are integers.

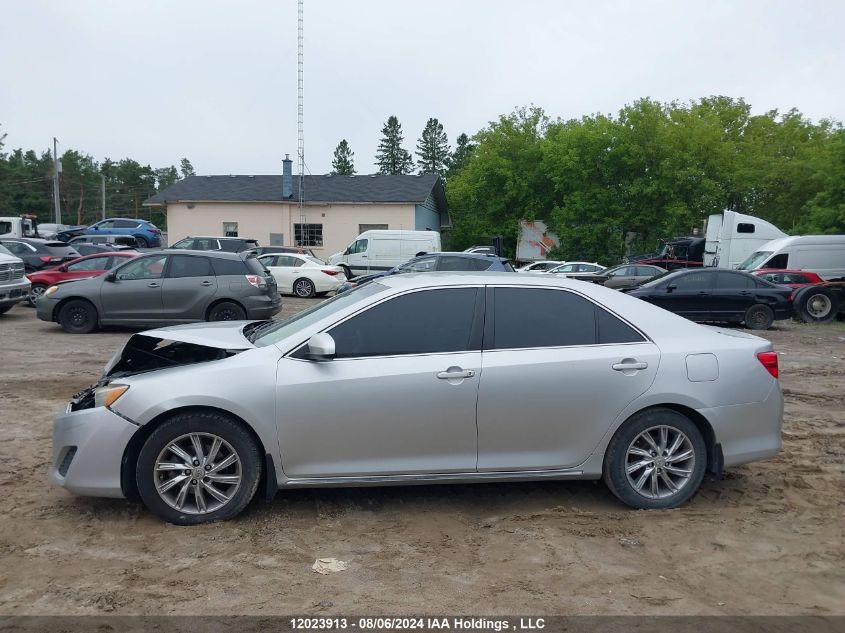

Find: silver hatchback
<box><xmin>51</xmin><ymin>273</ymin><xmax>783</xmax><ymax>524</ymax></box>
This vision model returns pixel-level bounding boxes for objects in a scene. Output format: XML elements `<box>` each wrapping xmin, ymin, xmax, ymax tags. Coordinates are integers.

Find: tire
<box><xmin>744</xmin><ymin>304</ymin><xmax>774</xmax><ymax>330</ymax></box>
<box><xmin>293</xmin><ymin>277</ymin><xmax>316</xmax><ymax>298</ymax></box>
<box><xmin>0</xmin><ymin>305</ymin><xmax>11</xmax><ymax>315</ymax></box>
<box><xmin>135</xmin><ymin>411</ymin><xmax>262</xmax><ymax>525</ymax></box>
<box><xmin>794</xmin><ymin>287</ymin><xmax>838</xmax><ymax>324</ymax></box>
<box><xmin>207</xmin><ymin>301</ymin><xmax>246</xmax><ymax>321</ymax></box>
<box><xmin>28</xmin><ymin>283</ymin><xmax>48</xmax><ymax>307</ymax></box>
<box><xmin>340</xmin><ymin>265</ymin><xmax>352</xmax><ymax>280</ymax></box>
<box><xmin>58</xmin><ymin>299</ymin><xmax>98</xmax><ymax>334</ymax></box>
<box><xmin>603</xmin><ymin>408</ymin><xmax>707</xmax><ymax>510</ymax></box>
<box><xmin>134</xmin><ymin>235</ymin><xmax>149</xmax><ymax>248</ymax></box>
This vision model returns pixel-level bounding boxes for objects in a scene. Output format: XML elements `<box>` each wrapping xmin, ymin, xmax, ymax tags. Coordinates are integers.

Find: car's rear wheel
<box><xmin>293</xmin><ymin>277</ymin><xmax>316</xmax><ymax>298</ymax></box>
<box><xmin>135</xmin><ymin>411</ymin><xmax>262</xmax><ymax>525</ymax></box>
<box><xmin>603</xmin><ymin>408</ymin><xmax>706</xmax><ymax>510</ymax></box>
<box><xmin>28</xmin><ymin>283</ymin><xmax>47</xmax><ymax>307</ymax></box>
<box><xmin>745</xmin><ymin>304</ymin><xmax>775</xmax><ymax>330</ymax></box>
<box><xmin>794</xmin><ymin>287</ymin><xmax>838</xmax><ymax>324</ymax></box>
<box><xmin>58</xmin><ymin>299</ymin><xmax>98</xmax><ymax>333</ymax></box>
<box><xmin>134</xmin><ymin>235</ymin><xmax>149</xmax><ymax>248</ymax></box>
<box><xmin>207</xmin><ymin>301</ymin><xmax>246</xmax><ymax>321</ymax></box>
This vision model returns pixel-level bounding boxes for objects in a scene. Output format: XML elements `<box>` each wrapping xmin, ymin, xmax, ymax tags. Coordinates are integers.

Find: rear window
<box><xmin>210</xmin><ymin>257</ymin><xmax>247</xmax><ymax>276</ymax></box>
<box><xmin>244</xmin><ymin>257</ymin><xmax>267</xmax><ymax>275</ymax></box>
<box><xmin>45</xmin><ymin>243</ymin><xmax>79</xmax><ymax>257</ymax></box>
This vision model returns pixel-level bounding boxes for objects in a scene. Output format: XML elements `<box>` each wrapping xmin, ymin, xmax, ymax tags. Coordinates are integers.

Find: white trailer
<box><xmin>0</xmin><ymin>215</ymin><xmax>39</xmax><ymax>239</ymax></box>
<box><xmin>703</xmin><ymin>210</ymin><xmax>786</xmax><ymax>269</ymax></box>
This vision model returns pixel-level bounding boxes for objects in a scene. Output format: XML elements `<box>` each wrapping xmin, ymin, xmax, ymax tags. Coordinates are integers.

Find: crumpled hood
<box><xmin>138</xmin><ymin>320</ymin><xmax>259</xmax><ymax>350</ymax></box>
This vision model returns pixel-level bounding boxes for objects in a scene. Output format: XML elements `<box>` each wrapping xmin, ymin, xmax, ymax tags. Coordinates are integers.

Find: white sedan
<box><xmin>258</xmin><ymin>253</ymin><xmax>345</xmax><ymax>297</ymax></box>
<box><xmin>516</xmin><ymin>260</ymin><xmax>562</xmax><ymax>273</ymax></box>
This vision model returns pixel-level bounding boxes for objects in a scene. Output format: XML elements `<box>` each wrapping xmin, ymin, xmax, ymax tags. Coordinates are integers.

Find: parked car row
<box><xmin>57</xmin><ymin>218</ymin><xmax>162</xmax><ymax>248</ymax></box>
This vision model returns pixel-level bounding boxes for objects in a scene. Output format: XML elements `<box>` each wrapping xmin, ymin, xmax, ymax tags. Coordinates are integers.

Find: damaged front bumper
<box><xmin>51</xmin><ymin>397</ymin><xmax>139</xmax><ymax>498</ymax></box>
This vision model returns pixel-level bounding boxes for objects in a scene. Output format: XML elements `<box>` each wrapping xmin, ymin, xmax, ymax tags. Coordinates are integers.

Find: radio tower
<box><xmin>296</xmin><ymin>0</ymin><xmax>306</xmax><ymax>242</ymax></box>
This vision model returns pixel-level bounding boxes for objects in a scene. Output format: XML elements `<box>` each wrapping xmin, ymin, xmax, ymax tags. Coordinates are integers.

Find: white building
<box><xmin>144</xmin><ymin>158</ymin><xmax>449</xmax><ymax>259</ymax></box>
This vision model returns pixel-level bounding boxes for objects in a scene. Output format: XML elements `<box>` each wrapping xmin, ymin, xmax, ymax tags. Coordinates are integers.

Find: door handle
<box><xmin>200</xmin><ymin>280</ymin><xmax>213</xmax><ymax>286</ymax></box>
<box><xmin>147</xmin><ymin>282</ymin><xmax>160</xmax><ymax>288</ymax></box>
<box><xmin>436</xmin><ymin>369</ymin><xmax>475</xmax><ymax>380</ymax></box>
<box><xmin>612</xmin><ymin>361</ymin><xmax>648</xmax><ymax>371</ymax></box>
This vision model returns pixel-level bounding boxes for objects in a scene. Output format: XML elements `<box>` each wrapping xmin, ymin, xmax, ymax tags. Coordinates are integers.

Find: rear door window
<box><xmin>491</xmin><ymin>287</ymin><xmax>596</xmax><ymax>349</ymax></box>
<box><xmin>114</xmin><ymin>219</ymin><xmax>139</xmax><ymax>229</ymax></box>
<box><xmin>715</xmin><ymin>272</ymin><xmax>754</xmax><ymax>289</ymax></box>
<box><xmin>210</xmin><ymin>257</ymin><xmax>247</xmax><ymax>276</ymax></box>
<box><xmin>672</xmin><ymin>272</ymin><xmax>713</xmax><ymax>290</ymax></box>
<box><xmin>66</xmin><ymin>256</ymin><xmax>110</xmax><ymax>271</ymax></box>
<box><xmin>168</xmin><ymin>255</ymin><xmax>213</xmax><ymax>278</ymax></box>
<box><xmin>116</xmin><ymin>254</ymin><xmax>168</xmax><ymax>280</ymax></box>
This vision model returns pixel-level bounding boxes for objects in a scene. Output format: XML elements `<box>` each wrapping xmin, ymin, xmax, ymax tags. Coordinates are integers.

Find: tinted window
<box><xmin>244</xmin><ymin>257</ymin><xmax>267</xmax><ymax>275</ymax></box>
<box><xmin>219</xmin><ymin>239</ymin><xmax>244</xmax><ymax>252</ymax></box>
<box><xmin>193</xmin><ymin>238</ymin><xmax>220</xmax><ymax>251</ymax></box>
<box><xmin>437</xmin><ymin>256</ymin><xmax>491</xmax><ymax>272</ymax></box>
<box><xmin>737</xmin><ymin>223</ymin><xmax>756</xmax><ymax>234</ymax></box>
<box><xmin>492</xmin><ymin>288</ymin><xmax>596</xmax><ymax>349</ymax></box>
<box><xmin>671</xmin><ymin>272</ymin><xmax>712</xmax><ymax>290</ymax></box>
<box><xmin>67</xmin><ymin>256</ymin><xmax>109</xmax><ymax>271</ymax></box>
<box><xmin>636</xmin><ymin>266</ymin><xmax>660</xmax><ymax>276</ymax></box>
<box><xmin>399</xmin><ymin>256</ymin><xmax>437</xmax><ymax>272</ymax></box>
<box><xmin>113</xmin><ymin>219</ymin><xmax>139</xmax><ymax>229</ymax></box>
<box><xmin>95</xmin><ymin>221</ymin><xmax>115</xmax><ymax>229</ymax></box>
<box><xmin>329</xmin><ymin>288</ymin><xmax>478</xmax><ymax>358</ymax></box>
<box><xmin>210</xmin><ymin>257</ymin><xmax>247</xmax><ymax>276</ymax></box>
<box><xmin>116</xmin><ymin>254</ymin><xmax>167</xmax><ymax>280</ymax></box>
<box><xmin>168</xmin><ymin>255</ymin><xmax>213</xmax><ymax>278</ymax></box>
<box><xmin>2</xmin><ymin>242</ymin><xmax>32</xmax><ymax>255</ymax></box>
<box><xmin>597</xmin><ymin>307</ymin><xmax>645</xmax><ymax>344</ymax></box>
<box><xmin>716</xmin><ymin>272</ymin><xmax>754</xmax><ymax>289</ymax></box>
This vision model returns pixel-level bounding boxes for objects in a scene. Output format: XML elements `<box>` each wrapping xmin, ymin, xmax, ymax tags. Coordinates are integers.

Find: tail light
<box><xmin>756</xmin><ymin>351</ymin><xmax>779</xmax><ymax>378</ymax></box>
<box><xmin>788</xmin><ymin>292</ymin><xmax>794</xmax><ymax>303</ymax></box>
<box><xmin>39</xmin><ymin>256</ymin><xmax>52</xmax><ymax>263</ymax></box>
<box><xmin>245</xmin><ymin>275</ymin><xmax>266</xmax><ymax>288</ymax></box>
<box><xmin>321</xmin><ymin>269</ymin><xmax>341</xmax><ymax>276</ymax></box>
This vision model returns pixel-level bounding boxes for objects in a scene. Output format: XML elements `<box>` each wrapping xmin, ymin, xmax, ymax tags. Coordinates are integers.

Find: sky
<box><xmin>2</xmin><ymin>0</ymin><xmax>844</xmax><ymax>176</ymax></box>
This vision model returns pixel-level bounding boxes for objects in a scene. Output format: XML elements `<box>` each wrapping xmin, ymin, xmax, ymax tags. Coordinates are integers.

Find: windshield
<box><xmin>170</xmin><ymin>238</ymin><xmax>193</xmax><ymax>249</ymax></box>
<box><xmin>738</xmin><ymin>250</ymin><xmax>773</xmax><ymax>270</ymax></box>
<box><xmin>0</xmin><ymin>244</ymin><xmax>12</xmax><ymax>256</ymax></box>
<box><xmin>251</xmin><ymin>282</ymin><xmax>387</xmax><ymax>347</ymax></box>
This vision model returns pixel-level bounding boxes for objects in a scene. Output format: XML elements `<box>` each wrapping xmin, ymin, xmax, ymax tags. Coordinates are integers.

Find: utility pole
<box><xmin>297</xmin><ymin>0</ymin><xmax>305</xmax><ymax>244</ymax></box>
<box><xmin>101</xmin><ymin>175</ymin><xmax>106</xmax><ymax>220</ymax></box>
<box><xmin>52</xmin><ymin>137</ymin><xmax>62</xmax><ymax>224</ymax></box>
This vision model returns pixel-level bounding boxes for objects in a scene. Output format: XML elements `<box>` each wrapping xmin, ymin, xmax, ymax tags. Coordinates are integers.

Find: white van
<box><xmin>329</xmin><ymin>230</ymin><xmax>441</xmax><ymax>277</ymax></box>
<box><xmin>704</xmin><ymin>210</ymin><xmax>787</xmax><ymax>269</ymax></box>
<box><xmin>738</xmin><ymin>235</ymin><xmax>845</xmax><ymax>280</ymax></box>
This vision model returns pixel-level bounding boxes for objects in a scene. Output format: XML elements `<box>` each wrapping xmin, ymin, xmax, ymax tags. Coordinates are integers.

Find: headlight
<box><xmin>44</xmin><ymin>285</ymin><xmax>60</xmax><ymax>297</ymax></box>
<box><xmin>94</xmin><ymin>384</ymin><xmax>129</xmax><ymax>408</ymax></box>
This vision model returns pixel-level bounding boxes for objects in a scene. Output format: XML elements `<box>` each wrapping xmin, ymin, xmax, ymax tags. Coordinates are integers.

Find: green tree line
<box><xmin>446</xmin><ymin>97</ymin><xmax>845</xmax><ymax>262</ymax></box>
<box><xmin>0</xmin><ymin>125</ymin><xmax>193</xmax><ymax>230</ymax></box>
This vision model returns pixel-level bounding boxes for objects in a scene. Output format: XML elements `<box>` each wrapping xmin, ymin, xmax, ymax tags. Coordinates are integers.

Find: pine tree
<box><xmin>416</xmin><ymin>118</ymin><xmax>450</xmax><ymax>175</ymax></box>
<box><xmin>179</xmin><ymin>158</ymin><xmax>195</xmax><ymax>178</ymax></box>
<box><xmin>375</xmin><ymin>115</ymin><xmax>414</xmax><ymax>175</ymax></box>
<box><xmin>447</xmin><ymin>133</ymin><xmax>475</xmax><ymax>177</ymax></box>
<box><xmin>331</xmin><ymin>139</ymin><xmax>356</xmax><ymax>175</ymax></box>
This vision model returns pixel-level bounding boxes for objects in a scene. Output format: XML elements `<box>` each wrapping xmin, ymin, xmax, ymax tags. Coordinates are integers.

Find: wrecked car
<box><xmin>52</xmin><ymin>273</ymin><xmax>783</xmax><ymax>525</ymax></box>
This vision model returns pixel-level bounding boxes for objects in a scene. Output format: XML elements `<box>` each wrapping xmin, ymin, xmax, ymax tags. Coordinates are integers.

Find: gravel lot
<box><xmin>0</xmin><ymin>300</ymin><xmax>842</xmax><ymax>615</ymax></box>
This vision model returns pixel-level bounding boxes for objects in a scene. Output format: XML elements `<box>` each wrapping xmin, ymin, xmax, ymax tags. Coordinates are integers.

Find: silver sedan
<box><xmin>51</xmin><ymin>273</ymin><xmax>783</xmax><ymax>524</ymax></box>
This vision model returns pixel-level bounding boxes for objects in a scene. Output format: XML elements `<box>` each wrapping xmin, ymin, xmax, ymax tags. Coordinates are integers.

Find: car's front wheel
<box><xmin>603</xmin><ymin>408</ymin><xmax>706</xmax><ymax>509</ymax></box>
<box><xmin>28</xmin><ymin>283</ymin><xmax>47</xmax><ymax>307</ymax></box>
<box><xmin>58</xmin><ymin>298</ymin><xmax>98</xmax><ymax>333</ymax></box>
<box><xmin>136</xmin><ymin>411</ymin><xmax>262</xmax><ymax>525</ymax></box>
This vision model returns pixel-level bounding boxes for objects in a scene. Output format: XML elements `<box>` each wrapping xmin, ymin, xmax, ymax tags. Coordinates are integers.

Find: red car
<box><xmin>751</xmin><ymin>269</ymin><xmax>825</xmax><ymax>289</ymax></box>
<box><xmin>26</xmin><ymin>251</ymin><xmax>139</xmax><ymax>306</ymax></box>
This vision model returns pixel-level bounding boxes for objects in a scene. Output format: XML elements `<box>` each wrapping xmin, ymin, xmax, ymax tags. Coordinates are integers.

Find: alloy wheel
<box><xmin>29</xmin><ymin>285</ymin><xmax>46</xmax><ymax>305</ymax></box>
<box><xmin>294</xmin><ymin>279</ymin><xmax>314</xmax><ymax>297</ymax></box>
<box><xmin>153</xmin><ymin>432</ymin><xmax>242</xmax><ymax>515</ymax></box>
<box><xmin>625</xmin><ymin>425</ymin><xmax>695</xmax><ymax>500</ymax></box>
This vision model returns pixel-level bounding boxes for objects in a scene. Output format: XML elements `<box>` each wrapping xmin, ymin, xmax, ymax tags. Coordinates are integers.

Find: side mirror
<box><xmin>306</xmin><ymin>332</ymin><xmax>335</xmax><ymax>361</ymax></box>
<box><xmin>105</xmin><ymin>272</ymin><xmax>117</xmax><ymax>282</ymax></box>
<box><xmin>666</xmin><ymin>284</ymin><xmax>677</xmax><ymax>293</ymax></box>
<box><xmin>58</xmin><ymin>265</ymin><xmax>68</xmax><ymax>272</ymax></box>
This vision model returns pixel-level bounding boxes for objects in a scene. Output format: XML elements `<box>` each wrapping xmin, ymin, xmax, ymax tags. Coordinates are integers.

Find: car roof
<box><xmin>182</xmin><ymin>236</ymin><xmax>256</xmax><ymax>241</ymax></box>
<box><xmin>753</xmin><ymin>268</ymin><xmax>817</xmax><ymax>275</ymax></box>
<box><xmin>158</xmin><ymin>248</ymin><xmax>249</xmax><ymax>260</ymax></box>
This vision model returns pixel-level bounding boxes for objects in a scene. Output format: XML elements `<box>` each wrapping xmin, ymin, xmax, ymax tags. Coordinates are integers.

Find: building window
<box><xmin>295</xmin><ymin>223</ymin><xmax>323</xmax><ymax>247</ymax></box>
<box><xmin>269</xmin><ymin>233</ymin><xmax>284</xmax><ymax>246</ymax></box>
<box><xmin>223</xmin><ymin>222</ymin><xmax>238</xmax><ymax>237</ymax></box>
<box><xmin>359</xmin><ymin>223</ymin><xmax>388</xmax><ymax>234</ymax></box>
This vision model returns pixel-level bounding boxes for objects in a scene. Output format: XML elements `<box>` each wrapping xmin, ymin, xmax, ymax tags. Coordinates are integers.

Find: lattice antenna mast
<box><xmin>297</xmin><ymin>0</ymin><xmax>305</xmax><ymax>236</ymax></box>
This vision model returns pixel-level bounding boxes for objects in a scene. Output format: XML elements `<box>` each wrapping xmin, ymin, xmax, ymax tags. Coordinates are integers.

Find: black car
<box><xmin>0</xmin><ymin>238</ymin><xmax>80</xmax><ymax>273</ymax></box>
<box><xmin>337</xmin><ymin>252</ymin><xmax>514</xmax><ymax>293</ymax></box>
<box><xmin>625</xmin><ymin>268</ymin><xmax>793</xmax><ymax>330</ymax></box>
<box><xmin>170</xmin><ymin>236</ymin><xmax>260</xmax><ymax>252</ymax></box>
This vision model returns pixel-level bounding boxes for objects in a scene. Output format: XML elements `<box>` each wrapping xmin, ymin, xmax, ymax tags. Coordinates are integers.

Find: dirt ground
<box><xmin>0</xmin><ymin>299</ymin><xmax>842</xmax><ymax>616</ymax></box>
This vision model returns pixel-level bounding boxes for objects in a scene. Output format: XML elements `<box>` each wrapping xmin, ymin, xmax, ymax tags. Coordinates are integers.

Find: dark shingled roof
<box><xmin>145</xmin><ymin>173</ymin><xmax>445</xmax><ymax>206</ymax></box>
